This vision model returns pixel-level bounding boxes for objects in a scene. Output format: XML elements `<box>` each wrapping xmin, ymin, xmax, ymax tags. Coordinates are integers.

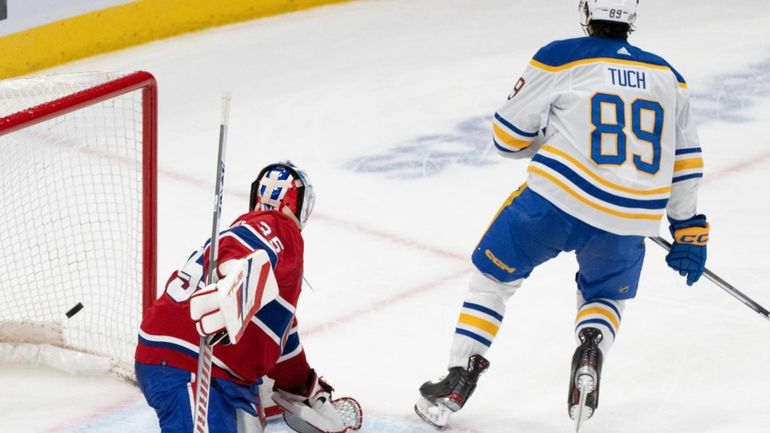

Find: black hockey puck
<box><xmin>65</xmin><ymin>302</ymin><xmax>84</xmax><ymax>318</ymax></box>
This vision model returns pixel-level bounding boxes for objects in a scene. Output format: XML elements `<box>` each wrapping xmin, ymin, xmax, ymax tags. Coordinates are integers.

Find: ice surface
<box><xmin>3</xmin><ymin>0</ymin><xmax>770</xmax><ymax>432</ymax></box>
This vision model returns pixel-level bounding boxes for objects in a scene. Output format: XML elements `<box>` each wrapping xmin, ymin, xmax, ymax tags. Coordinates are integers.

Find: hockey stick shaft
<box><xmin>648</xmin><ymin>236</ymin><xmax>770</xmax><ymax>322</ymax></box>
<box><xmin>193</xmin><ymin>92</ymin><xmax>231</xmax><ymax>433</ymax></box>
<box><xmin>207</xmin><ymin>93</ymin><xmax>231</xmax><ymax>287</ymax></box>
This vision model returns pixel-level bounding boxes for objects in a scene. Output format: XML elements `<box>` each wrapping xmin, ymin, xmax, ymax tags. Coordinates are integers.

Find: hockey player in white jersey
<box><xmin>415</xmin><ymin>0</ymin><xmax>709</xmax><ymax>430</ymax></box>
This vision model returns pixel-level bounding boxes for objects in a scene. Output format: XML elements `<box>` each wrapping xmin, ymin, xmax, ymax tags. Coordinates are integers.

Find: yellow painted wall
<box><xmin>0</xmin><ymin>0</ymin><xmax>352</xmax><ymax>79</ymax></box>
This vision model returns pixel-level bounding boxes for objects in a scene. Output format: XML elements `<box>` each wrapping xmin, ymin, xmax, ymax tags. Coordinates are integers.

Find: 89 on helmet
<box><xmin>579</xmin><ymin>0</ymin><xmax>639</xmax><ymax>26</ymax></box>
<box><xmin>250</xmin><ymin>161</ymin><xmax>315</xmax><ymax>229</ymax></box>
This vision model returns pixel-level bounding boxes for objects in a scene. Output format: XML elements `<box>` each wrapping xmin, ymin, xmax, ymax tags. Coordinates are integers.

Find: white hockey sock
<box><xmin>574</xmin><ymin>294</ymin><xmax>626</xmax><ymax>355</ymax></box>
<box><xmin>448</xmin><ymin>270</ymin><xmax>521</xmax><ymax>368</ymax></box>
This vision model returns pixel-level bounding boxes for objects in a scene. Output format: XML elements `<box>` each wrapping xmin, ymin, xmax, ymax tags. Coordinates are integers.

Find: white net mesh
<box><xmin>0</xmin><ymin>72</ymin><xmax>151</xmax><ymax>379</ymax></box>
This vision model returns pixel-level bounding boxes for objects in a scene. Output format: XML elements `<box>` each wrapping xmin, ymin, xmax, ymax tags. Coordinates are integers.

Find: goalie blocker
<box><xmin>190</xmin><ymin>250</ymin><xmax>280</xmax><ymax>346</ymax></box>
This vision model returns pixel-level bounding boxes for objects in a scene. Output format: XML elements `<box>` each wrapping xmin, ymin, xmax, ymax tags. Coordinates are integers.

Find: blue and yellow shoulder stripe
<box><xmin>529</xmin><ymin>36</ymin><xmax>688</xmax><ymax>89</ymax></box>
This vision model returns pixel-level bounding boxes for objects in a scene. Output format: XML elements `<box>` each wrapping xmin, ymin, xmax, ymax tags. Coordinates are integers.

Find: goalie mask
<box><xmin>250</xmin><ymin>161</ymin><xmax>315</xmax><ymax>229</ymax></box>
<box><xmin>579</xmin><ymin>0</ymin><xmax>639</xmax><ymax>27</ymax></box>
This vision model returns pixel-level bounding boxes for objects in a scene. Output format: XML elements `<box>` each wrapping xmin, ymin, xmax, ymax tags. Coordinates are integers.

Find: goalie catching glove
<box><xmin>272</xmin><ymin>370</ymin><xmax>363</xmax><ymax>433</ymax></box>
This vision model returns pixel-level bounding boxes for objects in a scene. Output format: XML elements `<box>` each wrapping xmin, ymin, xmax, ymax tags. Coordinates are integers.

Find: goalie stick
<box><xmin>648</xmin><ymin>236</ymin><xmax>770</xmax><ymax>322</ymax></box>
<box><xmin>193</xmin><ymin>92</ymin><xmax>231</xmax><ymax>433</ymax></box>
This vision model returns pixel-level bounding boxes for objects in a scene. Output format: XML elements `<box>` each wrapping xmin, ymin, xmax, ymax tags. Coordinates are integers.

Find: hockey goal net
<box><xmin>0</xmin><ymin>71</ymin><xmax>157</xmax><ymax>380</ymax></box>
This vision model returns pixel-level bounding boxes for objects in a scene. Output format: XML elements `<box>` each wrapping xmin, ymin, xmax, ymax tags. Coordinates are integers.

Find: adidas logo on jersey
<box><xmin>617</xmin><ymin>47</ymin><xmax>632</xmax><ymax>56</ymax></box>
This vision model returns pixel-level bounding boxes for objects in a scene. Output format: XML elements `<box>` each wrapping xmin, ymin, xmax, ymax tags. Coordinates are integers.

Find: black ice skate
<box><xmin>414</xmin><ymin>354</ymin><xmax>490</xmax><ymax>429</ymax></box>
<box><xmin>568</xmin><ymin>327</ymin><xmax>604</xmax><ymax>432</ymax></box>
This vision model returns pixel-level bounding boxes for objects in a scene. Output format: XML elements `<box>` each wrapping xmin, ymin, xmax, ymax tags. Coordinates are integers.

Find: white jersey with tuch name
<box><xmin>493</xmin><ymin>36</ymin><xmax>703</xmax><ymax>236</ymax></box>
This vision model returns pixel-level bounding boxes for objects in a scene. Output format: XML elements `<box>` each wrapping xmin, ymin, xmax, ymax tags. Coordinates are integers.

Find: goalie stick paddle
<box><xmin>648</xmin><ymin>236</ymin><xmax>770</xmax><ymax>322</ymax></box>
<box><xmin>193</xmin><ymin>92</ymin><xmax>231</xmax><ymax>433</ymax></box>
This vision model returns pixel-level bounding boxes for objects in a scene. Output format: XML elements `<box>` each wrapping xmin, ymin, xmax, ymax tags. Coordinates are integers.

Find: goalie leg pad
<box><xmin>236</xmin><ymin>407</ymin><xmax>265</xmax><ymax>433</ymax></box>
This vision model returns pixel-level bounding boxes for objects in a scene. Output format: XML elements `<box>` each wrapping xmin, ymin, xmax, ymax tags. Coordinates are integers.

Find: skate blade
<box><xmin>414</xmin><ymin>396</ymin><xmax>453</xmax><ymax>429</ymax></box>
<box><xmin>569</xmin><ymin>404</ymin><xmax>593</xmax><ymax>422</ymax></box>
<box><xmin>570</xmin><ymin>376</ymin><xmax>594</xmax><ymax>433</ymax></box>
<box><xmin>435</xmin><ymin>396</ymin><xmax>461</xmax><ymax>412</ymax></box>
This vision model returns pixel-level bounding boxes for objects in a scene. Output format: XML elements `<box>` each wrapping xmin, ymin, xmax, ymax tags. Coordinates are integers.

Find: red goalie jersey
<box><xmin>136</xmin><ymin>210</ymin><xmax>310</xmax><ymax>389</ymax></box>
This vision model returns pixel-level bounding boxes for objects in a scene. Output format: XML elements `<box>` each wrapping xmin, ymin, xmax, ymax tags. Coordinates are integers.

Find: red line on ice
<box><xmin>303</xmin><ymin>268</ymin><xmax>470</xmax><ymax>336</ymax></box>
<box><xmin>702</xmin><ymin>151</ymin><xmax>770</xmax><ymax>183</ymax></box>
<box><xmin>311</xmin><ymin>213</ymin><xmax>467</xmax><ymax>262</ymax></box>
<box><xmin>157</xmin><ymin>166</ymin><xmax>467</xmax><ymax>262</ymax></box>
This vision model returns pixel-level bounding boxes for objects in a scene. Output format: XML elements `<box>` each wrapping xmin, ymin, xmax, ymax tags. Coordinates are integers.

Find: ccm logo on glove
<box><xmin>674</xmin><ymin>224</ymin><xmax>709</xmax><ymax>246</ymax></box>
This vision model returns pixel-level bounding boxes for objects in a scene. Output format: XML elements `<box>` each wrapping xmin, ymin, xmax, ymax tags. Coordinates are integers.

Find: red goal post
<box><xmin>0</xmin><ymin>71</ymin><xmax>157</xmax><ymax>380</ymax></box>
